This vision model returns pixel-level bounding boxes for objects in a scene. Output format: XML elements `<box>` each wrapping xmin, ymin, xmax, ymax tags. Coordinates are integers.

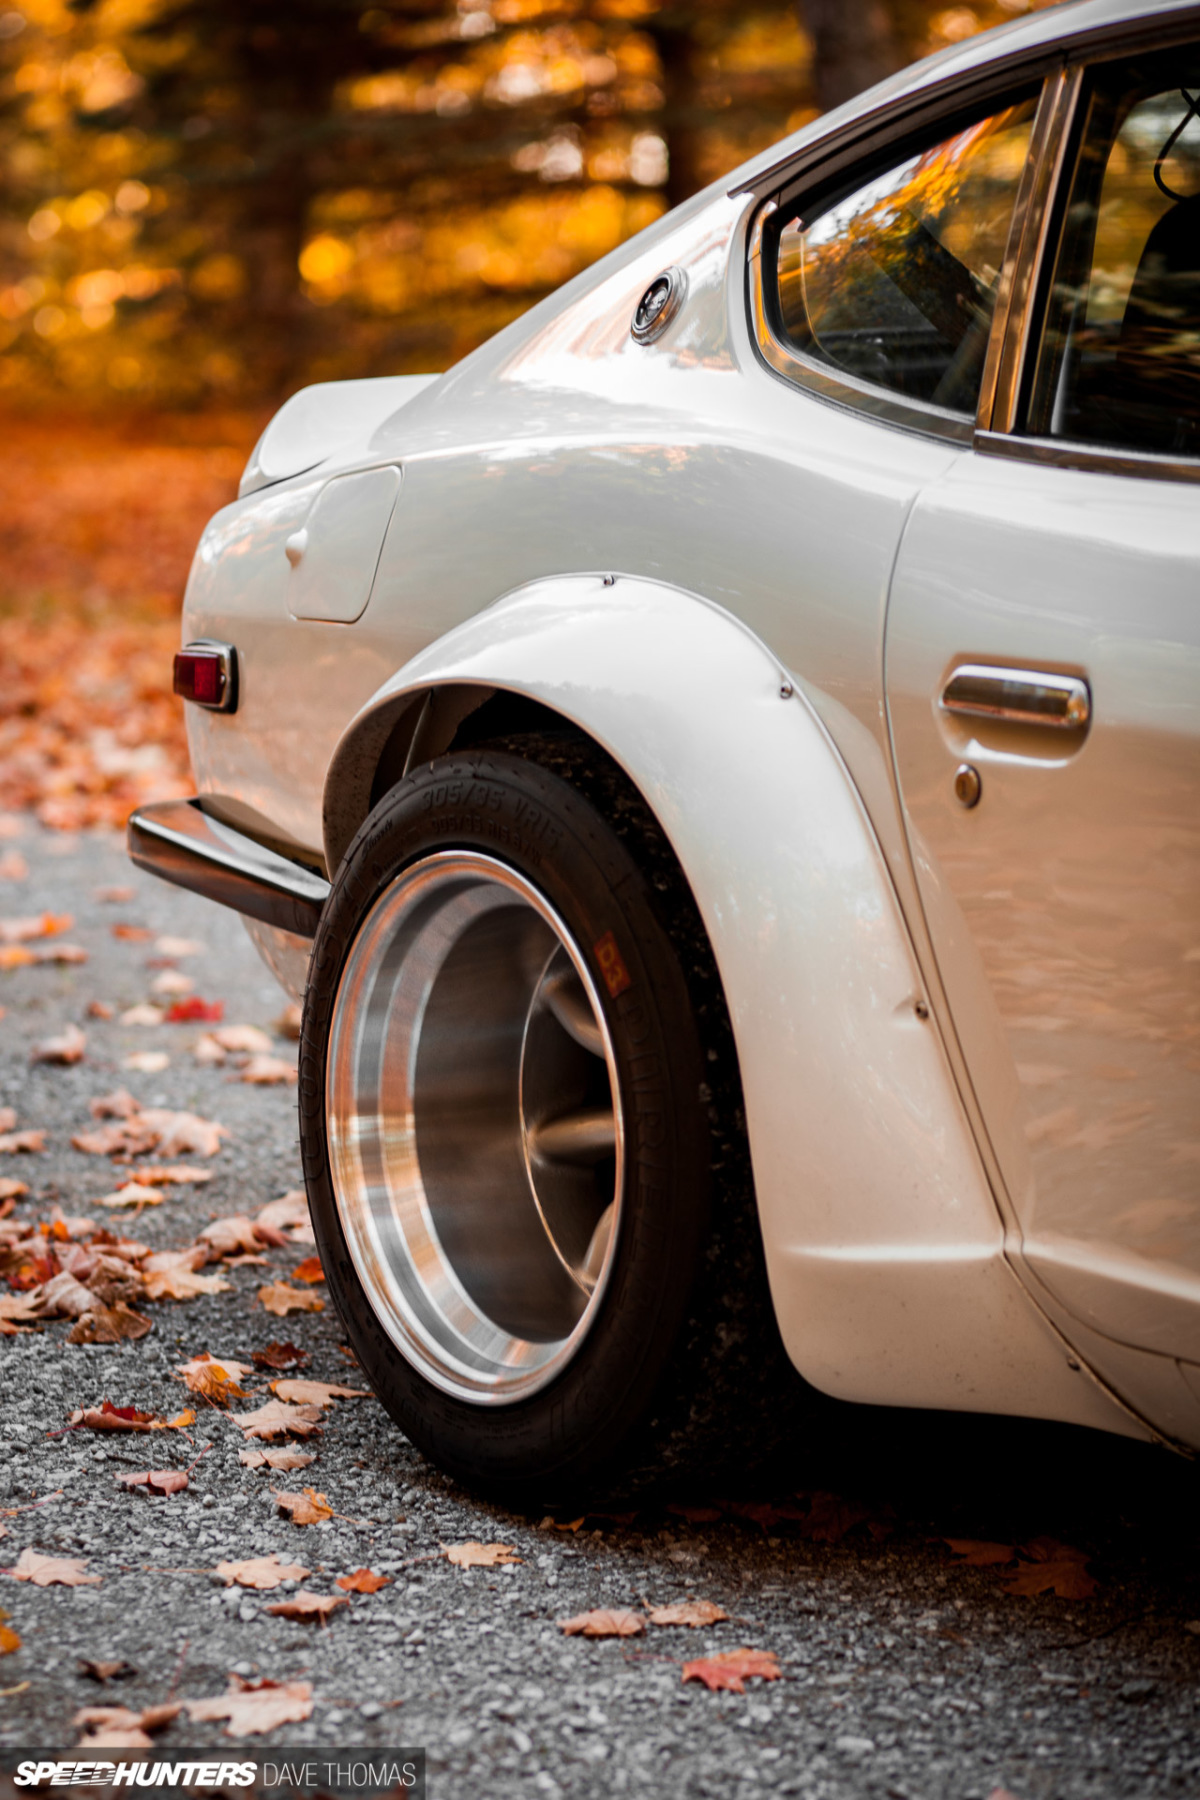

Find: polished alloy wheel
<box><xmin>326</xmin><ymin>851</ymin><xmax>625</xmax><ymax>1404</ymax></box>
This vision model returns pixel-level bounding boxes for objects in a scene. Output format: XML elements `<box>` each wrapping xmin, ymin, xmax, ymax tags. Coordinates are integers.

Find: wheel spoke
<box><xmin>528</xmin><ymin>1106</ymin><xmax>617</xmax><ymax>1164</ymax></box>
<box><xmin>541</xmin><ymin>970</ymin><xmax>605</xmax><ymax>1056</ymax></box>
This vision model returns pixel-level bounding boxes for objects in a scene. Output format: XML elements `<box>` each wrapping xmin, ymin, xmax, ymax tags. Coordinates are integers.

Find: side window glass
<box><xmin>1028</xmin><ymin>50</ymin><xmax>1200</xmax><ymax>455</ymax></box>
<box><xmin>772</xmin><ymin>100</ymin><xmax>1036</xmax><ymax>416</ymax></box>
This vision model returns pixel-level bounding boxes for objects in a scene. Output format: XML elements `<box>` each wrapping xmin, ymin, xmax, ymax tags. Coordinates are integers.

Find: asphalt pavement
<box><xmin>0</xmin><ymin>817</ymin><xmax>1197</xmax><ymax>1799</ymax></box>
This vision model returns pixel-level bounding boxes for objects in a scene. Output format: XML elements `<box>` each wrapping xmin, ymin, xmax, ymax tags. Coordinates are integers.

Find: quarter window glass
<box><xmin>1028</xmin><ymin>50</ymin><xmax>1200</xmax><ymax>454</ymax></box>
<box><xmin>773</xmin><ymin>100</ymin><xmax>1035</xmax><ymax>415</ymax></box>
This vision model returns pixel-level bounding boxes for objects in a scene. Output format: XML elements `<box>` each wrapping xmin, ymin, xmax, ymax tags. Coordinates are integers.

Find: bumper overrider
<box><xmin>127</xmin><ymin>798</ymin><xmax>330</xmax><ymax>940</ymax></box>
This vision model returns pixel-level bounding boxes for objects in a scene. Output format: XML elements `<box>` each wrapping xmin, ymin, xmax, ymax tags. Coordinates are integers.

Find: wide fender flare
<box><xmin>320</xmin><ymin>573</ymin><xmax>1130</xmax><ymax>1429</ymax></box>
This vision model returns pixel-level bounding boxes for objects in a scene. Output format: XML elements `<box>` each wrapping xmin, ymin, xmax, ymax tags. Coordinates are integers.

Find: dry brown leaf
<box><xmin>682</xmin><ymin>1648</ymin><xmax>782</xmax><ymax>1693</ymax></box>
<box><xmin>0</xmin><ymin>1293</ymin><xmax>42</xmax><ymax>1328</ymax></box>
<box><xmin>0</xmin><ymin>911</ymin><xmax>72</xmax><ymax>942</ymax></box>
<box><xmin>211</xmin><ymin>1025</ymin><xmax>273</xmax><ymax>1054</ymax></box>
<box><xmin>111</xmin><ymin>923</ymin><xmax>153</xmax><ymax>942</ymax></box>
<box><xmin>239</xmin><ymin>1054</ymin><xmax>298</xmax><ymax>1086</ymax></box>
<box><xmin>214</xmin><ymin>1554</ymin><xmax>310</xmax><ymax>1590</ymax></box>
<box><xmin>33</xmin><ymin>1270</ymin><xmax>98</xmax><ymax>1318</ymax></box>
<box><xmin>558</xmin><ymin>1608</ymin><xmax>644</xmax><ymax>1638</ymax></box>
<box><xmin>184</xmin><ymin>1676</ymin><xmax>313</xmax><ymax>1739</ymax></box>
<box><xmin>443</xmin><ymin>1542</ymin><xmax>523</xmax><ymax>1570</ymax></box>
<box><xmin>141</xmin><ymin>1248</ymin><xmax>231</xmax><ymax>1303</ymax></box>
<box><xmin>0</xmin><ymin>1177</ymin><xmax>28</xmax><ymax>1201</ymax></box>
<box><xmin>67</xmin><ymin>1302</ymin><xmax>153</xmax><ymax>1345</ymax></box>
<box><xmin>275</xmin><ymin>1003</ymin><xmax>302</xmax><ymax>1040</ymax></box>
<box><xmin>175</xmin><ymin>1352</ymin><xmax>254</xmax><ymax>1405</ymax></box>
<box><xmin>31</xmin><ymin>1024</ymin><xmax>86</xmax><ymax>1065</ymax></box>
<box><xmin>198</xmin><ymin>1216</ymin><xmax>267</xmax><ymax>1260</ymax></box>
<box><xmin>150</xmin><ymin>970</ymin><xmax>193</xmax><ymax>996</ymax></box>
<box><xmin>135</xmin><ymin>1108</ymin><xmax>228</xmax><ymax>1159</ymax></box>
<box><xmin>156</xmin><ymin>936</ymin><xmax>205</xmax><ymax>957</ymax></box>
<box><xmin>66</xmin><ymin>1401</ymin><xmax>162</xmax><ymax>1433</ymax></box>
<box><xmin>121</xmin><ymin>1052</ymin><xmax>169</xmax><ymax>1075</ymax></box>
<box><xmin>0</xmin><ymin>1108</ymin><xmax>14</xmax><ymax>1132</ymax></box>
<box><xmin>97</xmin><ymin>1183</ymin><xmax>164</xmax><ymax>1210</ymax></box>
<box><xmin>71</xmin><ymin>1120</ymin><xmax>161</xmax><ymax>1158</ymax></box>
<box><xmin>336</xmin><ymin>1568</ymin><xmax>390</xmax><ymax>1593</ymax></box>
<box><xmin>290</xmin><ymin>1256</ymin><xmax>325</xmax><ymax>1284</ymax></box>
<box><xmin>232</xmin><ymin>1398</ymin><xmax>324</xmax><ymax>1441</ymax></box>
<box><xmin>78</xmin><ymin>1659</ymin><xmax>136</xmax><ymax>1682</ymax></box>
<box><xmin>273</xmin><ymin>1487</ymin><xmax>334</xmax><ymax>1526</ymax></box>
<box><xmin>264</xmin><ymin>1591</ymin><xmax>348</xmax><ymax>1624</ymax></box>
<box><xmin>649</xmin><ymin>1600</ymin><xmax>729</xmax><ymax>1628</ymax></box>
<box><xmin>255</xmin><ymin>1190</ymin><xmax>315</xmax><ymax>1243</ymax></box>
<box><xmin>257</xmin><ymin>1282</ymin><xmax>324</xmax><ymax>1317</ymax></box>
<box><xmin>136</xmin><ymin>1164</ymin><xmax>213</xmax><ymax>1186</ymax></box>
<box><xmin>10</xmin><ymin>1548</ymin><xmax>101</xmax><ymax>1587</ymax></box>
<box><xmin>115</xmin><ymin>1469</ymin><xmax>189</xmax><ymax>1496</ymax></box>
<box><xmin>0</xmin><ymin>1623</ymin><xmax>20</xmax><ymax>1655</ymax></box>
<box><xmin>270</xmin><ymin>1378</ymin><xmax>368</xmax><ymax>1408</ymax></box>
<box><xmin>239</xmin><ymin>1448</ymin><xmax>316</xmax><ymax>1473</ymax></box>
<box><xmin>0</xmin><ymin>851</ymin><xmax>28</xmax><ymax>881</ymax></box>
<box><xmin>95</xmin><ymin>888</ymin><xmax>135</xmax><ymax>904</ymax></box>
<box><xmin>251</xmin><ymin>1341</ymin><xmax>308</xmax><ymax>1370</ymax></box>
<box><xmin>192</xmin><ymin>1034</ymin><xmax>227</xmax><ymax>1066</ymax></box>
<box><xmin>1003</xmin><ymin>1540</ymin><xmax>1097</xmax><ymax>1599</ymax></box>
<box><xmin>90</xmin><ymin>1090</ymin><xmax>141</xmax><ymax>1121</ymax></box>
<box><xmin>75</xmin><ymin>1702</ymin><xmax>179</xmax><ymax>1749</ymax></box>
<box><xmin>945</xmin><ymin>1539</ymin><xmax>1016</xmax><ymax>1567</ymax></box>
<box><xmin>118</xmin><ymin>1004</ymin><xmax>165</xmax><ymax>1028</ymax></box>
<box><xmin>0</xmin><ymin>1129</ymin><xmax>46</xmax><ymax>1155</ymax></box>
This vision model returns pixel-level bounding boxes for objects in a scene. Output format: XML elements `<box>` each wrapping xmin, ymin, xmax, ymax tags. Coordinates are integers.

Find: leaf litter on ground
<box><xmin>182</xmin><ymin>1677</ymin><xmax>313</xmax><ymax>1739</ymax></box>
<box><xmin>265</xmin><ymin>1591</ymin><xmax>348</xmax><ymax>1625</ymax></box>
<box><xmin>444</xmin><ymin>1542</ymin><xmax>522</xmax><ymax>1569</ymax></box>
<box><xmin>257</xmin><ymin>1282</ymin><xmax>324</xmax><ymax>1317</ymax></box>
<box><xmin>682</xmin><ymin>1649</ymin><xmax>782</xmax><ymax>1693</ymax></box>
<box><xmin>214</xmin><ymin>1555</ymin><xmax>309</xmax><ymax>1590</ymax></box>
<box><xmin>8</xmin><ymin>1549</ymin><xmax>101</xmax><ymax>1588</ymax></box>
<box><xmin>559</xmin><ymin>1609</ymin><xmax>645</xmax><ymax>1638</ymax></box>
<box><xmin>272</xmin><ymin>1488</ymin><xmax>334</xmax><ymax>1526</ymax></box>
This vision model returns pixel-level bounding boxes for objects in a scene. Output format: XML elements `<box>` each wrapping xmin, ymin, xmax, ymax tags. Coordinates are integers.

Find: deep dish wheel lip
<box><xmin>325</xmin><ymin>848</ymin><xmax>626</xmax><ymax>1407</ymax></box>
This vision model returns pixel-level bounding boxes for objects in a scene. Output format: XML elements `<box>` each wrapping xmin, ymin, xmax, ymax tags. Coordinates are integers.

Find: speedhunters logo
<box><xmin>1</xmin><ymin>1753</ymin><xmax>424</xmax><ymax>1798</ymax></box>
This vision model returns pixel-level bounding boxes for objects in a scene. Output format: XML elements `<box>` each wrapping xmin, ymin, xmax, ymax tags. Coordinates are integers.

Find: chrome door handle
<box><xmin>940</xmin><ymin>664</ymin><xmax>1091</xmax><ymax>730</ymax></box>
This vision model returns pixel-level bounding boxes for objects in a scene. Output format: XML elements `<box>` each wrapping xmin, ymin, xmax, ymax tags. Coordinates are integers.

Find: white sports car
<box><xmin>131</xmin><ymin>0</ymin><xmax>1200</xmax><ymax>1499</ymax></box>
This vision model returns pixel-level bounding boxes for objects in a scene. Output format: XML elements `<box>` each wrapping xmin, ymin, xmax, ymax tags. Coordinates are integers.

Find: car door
<box><xmin>884</xmin><ymin>44</ymin><xmax>1200</xmax><ymax>1366</ymax></box>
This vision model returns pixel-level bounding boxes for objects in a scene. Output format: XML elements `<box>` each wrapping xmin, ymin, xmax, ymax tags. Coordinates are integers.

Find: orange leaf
<box><xmin>115</xmin><ymin>1469</ymin><xmax>189</xmax><ymax>1496</ymax></box>
<box><xmin>215</xmin><ymin>1554</ymin><xmax>309</xmax><ymax>1590</ymax></box>
<box><xmin>251</xmin><ymin>1342</ymin><xmax>308</xmax><ymax>1370</ymax></box>
<box><xmin>558</xmin><ymin>1608</ymin><xmax>644</xmax><ymax>1638</ymax></box>
<box><xmin>945</xmin><ymin>1539</ymin><xmax>1016</xmax><ymax>1567</ymax></box>
<box><xmin>290</xmin><ymin>1257</ymin><xmax>325</xmax><ymax>1284</ymax></box>
<box><xmin>1003</xmin><ymin>1558</ymin><xmax>1098</xmax><ymax>1599</ymax></box>
<box><xmin>682</xmin><ymin>1648</ymin><xmax>781</xmax><ymax>1693</ymax></box>
<box><xmin>9</xmin><ymin>1549</ymin><xmax>100</xmax><ymax>1588</ymax></box>
<box><xmin>0</xmin><ymin>1624</ymin><xmax>20</xmax><ymax>1654</ymax></box>
<box><xmin>264</xmin><ymin>1591</ymin><xmax>348</xmax><ymax>1625</ymax></box>
<box><xmin>444</xmin><ymin>1541</ymin><xmax>523</xmax><ymax>1569</ymax></box>
<box><xmin>257</xmin><ymin>1282</ymin><xmax>324</xmax><ymax>1317</ymax></box>
<box><xmin>336</xmin><ymin>1569</ymin><xmax>390</xmax><ymax>1594</ymax></box>
<box><xmin>649</xmin><ymin>1600</ymin><xmax>728</xmax><ymax>1628</ymax></box>
<box><xmin>273</xmin><ymin>1487</ymin><xmax>334</xmax><ymax>1526</ymax></box>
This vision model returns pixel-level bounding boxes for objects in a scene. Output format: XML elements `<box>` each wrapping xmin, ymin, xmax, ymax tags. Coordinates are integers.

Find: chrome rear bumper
<box><xmin>127</xmin><ymin>798</ymin><xmax>330</xmax><ymax>939</ymax></box>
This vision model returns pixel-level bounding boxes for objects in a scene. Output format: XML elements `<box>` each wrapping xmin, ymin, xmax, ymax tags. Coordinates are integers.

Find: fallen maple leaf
<box><xmin>156</xmin><ymin>936</ymin><xmax>205</xmax><ymax>957</ymax></box>
<box><xmin>232</xmin><ymin>1398</ymin><xmax>324</xmax><ymax>1441</ymax></box>
<box><xmin>945</xmin><ymin>1539</ymin><xmax>1016</xmax><ymax>1567</ymax></box>
<box><xmin>214</xmin><ymin>1554</ymin><xmax>309</xmax><ymax>1590</ymax></box>
<box><xmin>0</xmin><ymin>1130</ymin><xmax>46</xmax><ymax>1155</ymax></box>
<box><xmin>649</xmin><ymin>1600</ymin><xmax>729</xmax><ymax>1628</ymax></box>
<box><xmin>115</xmin><ymin>1469</ymin><xmax>189</xmax><ymax>1496</ymax></box>
<box><xmin>273</xmin><ymin>1488</ymin><xmax>334</xmax><ymax>1526</ymax></box>
<box><xmin>141</xmin><ymin>1249</ymin><xmax>231</xmax><ymax>1303</ymax></box>
<box><xmin>111</xmin><ymin>923</ymin><xmax>152</xmax><ymax>942</ymax></box>
<box><xmin>79</xmin><ymin>1660</ymin><xmax>136</xmax><ymax>1682</ymax></box>
<box><xmin>75</xmin><ymin>1702</ymin><xmax>179</xmax><ymax>1750</ymax></box>
<box><xmin>257</xmin><ymin>1282</ymin><xmax>324</xmax><ymax>1317</ymax></box>
<box><xmin>66</xmin><ymin>1400</ymin><xmax>157</xmax><ymax>1432</ymax></box>
<box><xmin>275</xmin><ymin>1003</ymin><xmax>302</xmax><ymax>1040</ymax></box>
<box><xmin>150</xmin><ymin>970</ymin><xmax>192</xmax><ymax>996</ymax></box>
<box><xmin>0</xmin><ymin>911</ymin><xmax>72</xmax><ymax>942</ymax></box>
<box><xmin>251</xmin><ymin>1341</ymin><xmax>308</xmax><ymax>1370</ymax></box>
<box><xmin>118</xmin><ymin>1004</ymin><xmax>164</xmax><ymax>1028</ymax></box>
<box><xmin>31</xmin><ymin>1024</ymin><xmax>86</xmax><ymax>1065</ymax></box>
<box><xmin>95</xmin><ymin>887</ymin><xmax>135</xmax><ymax>904</ymax></box>
<box><xmin>270</xmin><ymin>1378</ymin><xmax>367</xmax><ymax>1408</ymax></box>
<box><xmin>67</xmin><ymin>1302</ymin><xmax>153</xmax><ymax>1345</ymax></box>
<box><xmin>0</xmin><ymin>1293</ymin><xmax>41</xmax><ymax>1332</ymax></box>
<box><xmin>121</xmin><ymin>1052</ymin><xmax>169</xmax><ymax>1075</ymax></box>
<box><xmin>255</xmin><ymin>1191</ymin><xmax>315</xmax><ymax>1243</ymax></box>
<box><xmin>71</xmin><ymin>1120</ymin><xmax>161</xmax><ymax>1158</ymax></box>
<box><xmin>199</xmin><ymin>1216</ymin><xmax>268</xmax><ymax>1259</ymax></box>
<box><xmin>558</xmin><ymin>1608</ymin><xmax>644</xmax><ymax>1638</ymax></box>
<box><xmin>239</xmin><ymin>1448</ymin><xmax>316</xmax><ymax>1472</ymax></box>
<box><xmin>183</xmin><ymin>1676</ymin><xmax>313</xmax><ymax>1738</ymax></box>
<box><xmin>445</xmin><ymin>1542</ymin><xmax>523</xmax><ymax>1569</ymax></box>
<box><xmin>210</xmin><ymin>1024</ymin><xmax>273</xmax><ymax>1054</ymax></box>
<box><xmin>682</xmin><ymin>1648</ymin><xmax>781</xmax><ymax>1693</ymax></box>
<box><xmin>1003</xmin><ymin>1539</ymin><xmax>1098</xmax><ymax>1599</ymax></box>
<box><xmin>0</xmin><ymin>1624</ymin><xmax>19</xmax><ymax>1655</ymax></box>
<box><xmin>97</xmin><ymin>1183</ymin><xmax>164</xmax><ymax>1210</ymax></box>
<box><xmin>175</xmin><ymin>1352</ymin><xmax>254</xmax><ymax>1405</ymax></box>
<box><xmin>265</xmin><ymin>1590</ymin><xmax>348</xmax><ymax>1625</ymax></box>
<box><xmin>165</xmin><ymin>997</ymin><xmax>223</xmax><ymax>1023</ymax></box>
<box><xmin>336</xmin><ymin>1569</ymin><xmax>390</xmax><ymax>1594</ymax></box>
<box><xmin>9</xmin><ymin>1548</ymin><xmax>101</xmax><ymax>1587</ymax></box>
<box><xmin>0</xmin><ymin>1177</ymin><xmax>28</xmax><ymax>1201</ymax></box>
<box><xmin>90</xmin><ymin>1090</ymin><xmax>140</xmax><ymax>1121</ymax></box>
<box><xmin>136</xmin><ymin>1164</ymin><xmax>213</xmax><ymax>1186</ymax></box>
<box><xmin>290</xmin><ymin>1256</ymin><xmax>325</xmax><ymax>1284</ymax></box>
<box><xmin>33</xmin><ymin>1271</ymin><xmax>98</xmax><ymax>1319</ymax></box>
<box><xmin>136</xmin><ymin>1109</ymin><xmax>228</xmax><ymax>1159</ymax></box>
<box><xmin>239</xmin><ymin>1055</ymin><xmax>298</xmax><ymax>1086</ymax></box>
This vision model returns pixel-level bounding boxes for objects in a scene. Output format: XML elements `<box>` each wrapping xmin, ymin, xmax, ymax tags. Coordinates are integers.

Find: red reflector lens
<box><xmin>174</xmin><ymin>650</ymin><xmax>224</xmax><ymax>706</ymax></box>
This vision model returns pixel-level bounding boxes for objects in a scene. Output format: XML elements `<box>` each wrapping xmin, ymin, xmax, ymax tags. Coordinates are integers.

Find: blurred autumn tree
<box><xmin>0</xmin><ymin>0</ymin><xmax>1045</xmax><ymax>411</ymax></box>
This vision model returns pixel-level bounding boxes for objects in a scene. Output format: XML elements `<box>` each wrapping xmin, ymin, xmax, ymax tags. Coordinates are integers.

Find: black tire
<box><xmin>299</xmin><ymin>736</ymin><xmax>815</xmax><ymax>1505</ymax></box>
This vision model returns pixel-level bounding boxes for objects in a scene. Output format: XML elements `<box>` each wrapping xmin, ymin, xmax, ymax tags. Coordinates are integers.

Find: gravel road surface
<box><xmin>0</xmin><ymin>818</ymin><xmax>1197</xmax><ymax>1799</ymax></box>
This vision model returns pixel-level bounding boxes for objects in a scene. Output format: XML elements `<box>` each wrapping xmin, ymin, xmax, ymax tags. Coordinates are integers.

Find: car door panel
<box><xmin>885</xmin><ymin>448</ymin><xmax>1200</xmax><ymax>1358</ymax></box>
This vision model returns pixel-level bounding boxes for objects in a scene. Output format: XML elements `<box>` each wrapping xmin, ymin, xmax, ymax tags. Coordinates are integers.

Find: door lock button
<box><xmin>954</xmin><ymin>763</ymin><xmax>982</xmax><ymax>808</ymax></box>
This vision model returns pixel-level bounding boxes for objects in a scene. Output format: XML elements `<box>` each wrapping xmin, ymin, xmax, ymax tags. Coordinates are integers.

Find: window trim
<box><xmin>977</xmin><ymin>50</ymin><xmax>1200</xmax><ymax>482</ymax></box>
<box><xmin>746</xmin><ymin>80</ymin><xmax>1055</xmax><ymax>446</ymax></box>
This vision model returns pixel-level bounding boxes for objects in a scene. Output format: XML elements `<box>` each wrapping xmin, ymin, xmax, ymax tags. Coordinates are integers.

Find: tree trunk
<box><xmin>795</xmin><ymin>0</ymin><xmax>901</xmax><ymax>115</ymax></box>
